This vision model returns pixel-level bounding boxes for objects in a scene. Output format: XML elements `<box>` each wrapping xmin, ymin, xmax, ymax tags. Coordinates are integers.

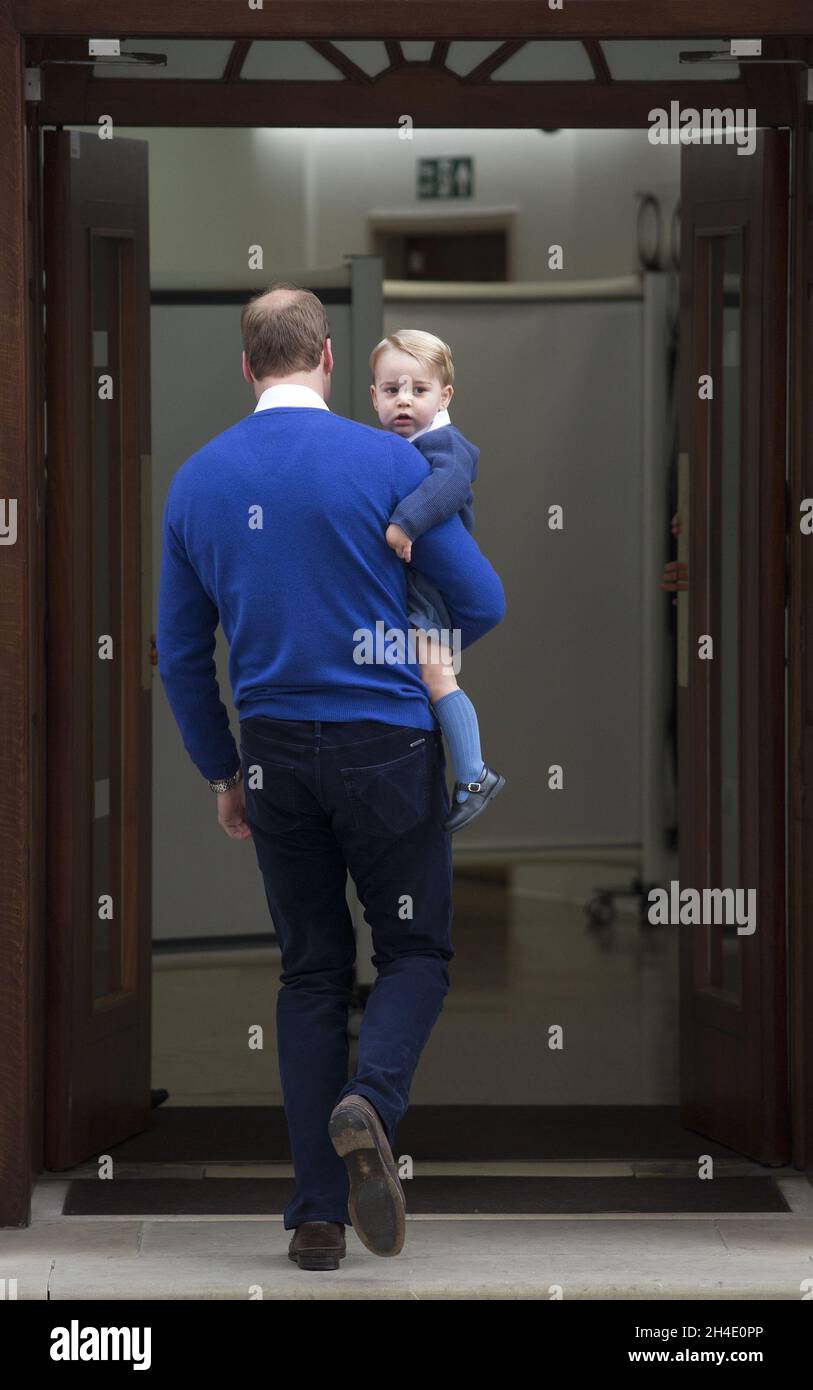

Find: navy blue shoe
<box><xmin>443</xmin><ymin>764</ymin><xmax>506</xmax><ymax>833</ymax></box>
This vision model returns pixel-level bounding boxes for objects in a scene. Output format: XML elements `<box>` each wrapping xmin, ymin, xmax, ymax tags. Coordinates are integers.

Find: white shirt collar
<box><xmin>409</xmin><ymin>407</ymin><xmax>451</xmax><ymax>442</ymax></box>
<box><xmin>254</xmin><ymin>384</ymin><xmax>330</xmax><ymax>413</ymax></box>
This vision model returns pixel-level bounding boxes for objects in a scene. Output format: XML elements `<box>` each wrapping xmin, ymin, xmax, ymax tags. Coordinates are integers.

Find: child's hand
<box><xmin>386</xmin><ymin>523</ymin><xmax>413</xmax><ymax>563</ymax></box>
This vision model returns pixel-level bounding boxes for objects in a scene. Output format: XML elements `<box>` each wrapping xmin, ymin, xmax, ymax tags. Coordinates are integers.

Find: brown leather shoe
<box><xmin>287</xmin><ymin>1220</ymin><xmax>346</xmax><ymax>1271</ymax></box>
<box><xmin>328</xmin><ymin>1094</ymin><xmax>406</xmax><ymax>1257</ymax></box>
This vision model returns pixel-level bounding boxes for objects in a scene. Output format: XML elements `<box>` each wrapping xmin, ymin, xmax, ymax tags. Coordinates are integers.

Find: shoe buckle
<box><xmin>465</xmin><ymin>780</ymin><xmax>481</xmax><ymax>793</ymax></box>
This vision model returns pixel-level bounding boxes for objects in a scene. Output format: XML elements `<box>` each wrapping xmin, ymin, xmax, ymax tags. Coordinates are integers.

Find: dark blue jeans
<box><xmin>238</xmin><ymin>715</ymin><xmax>455</xmax><ymax>1229</ymax></box>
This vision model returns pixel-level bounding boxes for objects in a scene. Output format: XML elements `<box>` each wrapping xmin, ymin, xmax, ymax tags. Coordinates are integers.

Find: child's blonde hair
<box><xmin>369</xmin><ymin>329</ymin><xmax>455</xmax><ymax>388</ymax></box>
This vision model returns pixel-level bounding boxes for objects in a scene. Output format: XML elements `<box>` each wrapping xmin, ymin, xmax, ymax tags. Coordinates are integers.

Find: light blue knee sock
<box><xmin>432</xmin><ymin>690</ymin><xmax>485</xmax><ymax>803</ymax></box>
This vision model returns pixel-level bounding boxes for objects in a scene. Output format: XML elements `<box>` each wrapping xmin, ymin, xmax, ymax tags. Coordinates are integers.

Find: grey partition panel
<box><xmin>349</xmin><ymin>255</ymin><xmax>384</xmax><ymax>423</ymax></box>
<box><xmin>150</xmin><ymin>298</ymin><xmax>351</xmax><ymax>941</ymax></box>
<box><xmin>384</xmin><ymin>295</ymin><xmax>645</xmax><ymax>853</ymax></box>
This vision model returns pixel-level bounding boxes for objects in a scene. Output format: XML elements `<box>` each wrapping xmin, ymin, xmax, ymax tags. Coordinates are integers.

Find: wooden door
<box><xmin>377</xmin><ymin>229</ymin><xmax>508</xmax><ymax>280</ymax></box>
<box><xmin>43</xmin><ymin>130</ymin><xmax>153</xmax><ymax>1168</ymax></box>
<box><xmin>678</xmin><ymin>129</ymin><xmax>789</xmax><ymax>1162</ymax></box>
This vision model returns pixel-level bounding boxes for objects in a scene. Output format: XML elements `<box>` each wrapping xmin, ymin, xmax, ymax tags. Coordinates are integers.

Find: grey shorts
<box><xmin>405</xmin><ymin>567</ymin><xmax>452</xmax><ymax>636</ymax></box>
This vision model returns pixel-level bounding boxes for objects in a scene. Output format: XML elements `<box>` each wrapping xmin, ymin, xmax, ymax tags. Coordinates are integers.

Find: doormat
<box><xmin>62</xmin><ymin>1176</ymin><xmax>789</xmax><ymax>1217</ymax></box>
<box><xmin>101</xmin><ymin>1106</ymin><xmax>751</xmax><ymax>1164</ymax></box>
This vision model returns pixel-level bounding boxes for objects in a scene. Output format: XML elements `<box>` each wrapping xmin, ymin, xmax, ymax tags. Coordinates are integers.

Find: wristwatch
<box><xmin>208</xmin><ymin>766</ymin><xmax>242</xmax><ymax>793</ymax></box>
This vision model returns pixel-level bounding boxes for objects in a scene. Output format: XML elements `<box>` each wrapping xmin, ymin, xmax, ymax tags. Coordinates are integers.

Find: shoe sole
<box><xmin>288</xmin><ymin>1249</ymin><xmax>344</xmax><ymax>1271</ymax></box>
<box><xmin>445</xmin><ymin>774</ymin><xmax>506</xmax><ymax>833</ymax></box>
<box><xmin>328</xmin><ymin>1101</ymin><xmax>406</xmax><ymax>1257</ymax></box>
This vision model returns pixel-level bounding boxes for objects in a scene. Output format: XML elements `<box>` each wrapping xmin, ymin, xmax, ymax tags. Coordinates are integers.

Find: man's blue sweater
<box><xmin>157</xmin><ymin>406</ymin><xmax>506</xmax><ymax>781</ymax></box>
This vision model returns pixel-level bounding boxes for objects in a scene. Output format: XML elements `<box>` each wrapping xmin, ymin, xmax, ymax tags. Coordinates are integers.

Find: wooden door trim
<box><xmin>1</xmin><ymin>0</ymin><xmax>811</xmax><ymax>1225</ymax></box>
<box><xmin>11</xmin><ymin>0</ymin><xmax>811</xmax><ymax>38</ymax></box>
<box><xmin>43</xmin><ymin>132</ymin><xmax>152</xmax><ymax>1169</ymax></box>
<box><xmin>0</xmin><ymin>9</ymin><xmax>36</xmax><ymax>1230</ymax></box>
<box><xmin>38</xmin><ymin>73</ymin><xmax>791</xmax><ymax>130</ymax></box>
<box><xmin>789</xmin><ymin>97</ymin><xmax>813</xmax><ymax>1172</ymax></box>
<box><xmin>679</xmin><ymin>131</ymin><xmax>790</xmax><ymax>1161</ymax></box>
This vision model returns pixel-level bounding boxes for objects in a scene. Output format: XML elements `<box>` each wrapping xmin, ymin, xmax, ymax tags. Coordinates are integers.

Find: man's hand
<box><xmin>386</xmin><ymin>522</ymin><xmax>413</xmax><ymax>563</ymax></box>
<box><xmin>216</xmin><ymin>783</ymin><xmax>253</xmax><ymax>839</ymax></box>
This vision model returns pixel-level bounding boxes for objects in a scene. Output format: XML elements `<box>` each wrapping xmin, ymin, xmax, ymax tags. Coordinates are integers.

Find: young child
<box><xmin>369</xmin><ymin>328</ymin><xmax>505</xmax><ymax>833</ymax></box>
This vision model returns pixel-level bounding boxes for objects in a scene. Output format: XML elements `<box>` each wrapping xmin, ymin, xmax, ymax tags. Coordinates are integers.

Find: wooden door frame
<box><xmin>42</xmin><ymin>130</ymin><xmax>153</xmax><ymax>1171</ymax></box>
<box><xmin>678</xmin><ymin>131</ymin><xmax>790</xmax><ymax>1160</ymax></box>
<box><xmin>2</xmin><ymin>0</ymin><xmax>812</xmax><ymax>1226</ymax></box>
<box><xmin>789</xmin><ymin>97</ymin><xmax>813</xmax><ymax>1177</ymax></box>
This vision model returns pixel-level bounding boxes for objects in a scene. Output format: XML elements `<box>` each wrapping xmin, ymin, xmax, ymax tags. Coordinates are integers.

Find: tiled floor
<box><xmin>152</xmin><ymin>867</ymin><xmax>680</xmax><ymax>1107</ymax></box>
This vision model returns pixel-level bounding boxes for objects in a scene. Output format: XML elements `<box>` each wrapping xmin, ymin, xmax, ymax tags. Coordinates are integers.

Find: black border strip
<box><xmin>153</xmin><ymin>933</ymin><xmax>279</xmax><ymax>953</ymax></box>
<box><xmin>151</xmin><ymin>288</ymin><xmax>352</xmax><ymax>306</ymax></box>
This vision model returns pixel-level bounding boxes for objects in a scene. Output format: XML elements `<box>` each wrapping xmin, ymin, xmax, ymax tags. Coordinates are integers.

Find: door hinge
<box><xmin>24</xmin><ymin>68</ymin><xmax>41</xmax><ymax>103</ymax></box>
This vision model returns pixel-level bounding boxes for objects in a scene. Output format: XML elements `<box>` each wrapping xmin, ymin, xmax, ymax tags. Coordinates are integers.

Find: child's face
<box><xmin>370</xmin><ymin>348</ymin><xmax>453</xmax><ymax>438</ymax></box>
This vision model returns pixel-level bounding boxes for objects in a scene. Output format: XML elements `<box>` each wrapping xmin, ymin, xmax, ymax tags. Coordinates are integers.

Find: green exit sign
<box><xmin>417</xmin><ymin>157</ymin><xmax>474</xmax><ymax>199</ymax></box>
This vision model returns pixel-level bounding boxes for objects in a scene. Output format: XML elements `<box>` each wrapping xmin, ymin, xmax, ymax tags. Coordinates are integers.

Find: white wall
<box><xmin>99</xmin><ymin>125</ymin><xmax>680</xmax><ymax>286</ymax></box>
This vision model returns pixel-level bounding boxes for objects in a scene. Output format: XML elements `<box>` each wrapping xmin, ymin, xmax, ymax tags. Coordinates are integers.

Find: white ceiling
<box><xmin>491</xmin><ymin>42</ymin><xmax>596</xmax><ymax>82</ymax></box>
<box><xmin>241</xmin><ymin>41</ymin><xmax>344</xmax><ymax>82</ymax></box>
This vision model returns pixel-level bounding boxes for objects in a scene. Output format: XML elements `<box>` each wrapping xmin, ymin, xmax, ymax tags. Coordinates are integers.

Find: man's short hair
<box><xmin>241</xmin><ymin>283</ymin><xmax>330</xmax><ymax>379</ymax></box>
<box><xmin>369</xmin><ymin>329</ymin><xmax>455</xmax><ymax>388</ymax></box>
